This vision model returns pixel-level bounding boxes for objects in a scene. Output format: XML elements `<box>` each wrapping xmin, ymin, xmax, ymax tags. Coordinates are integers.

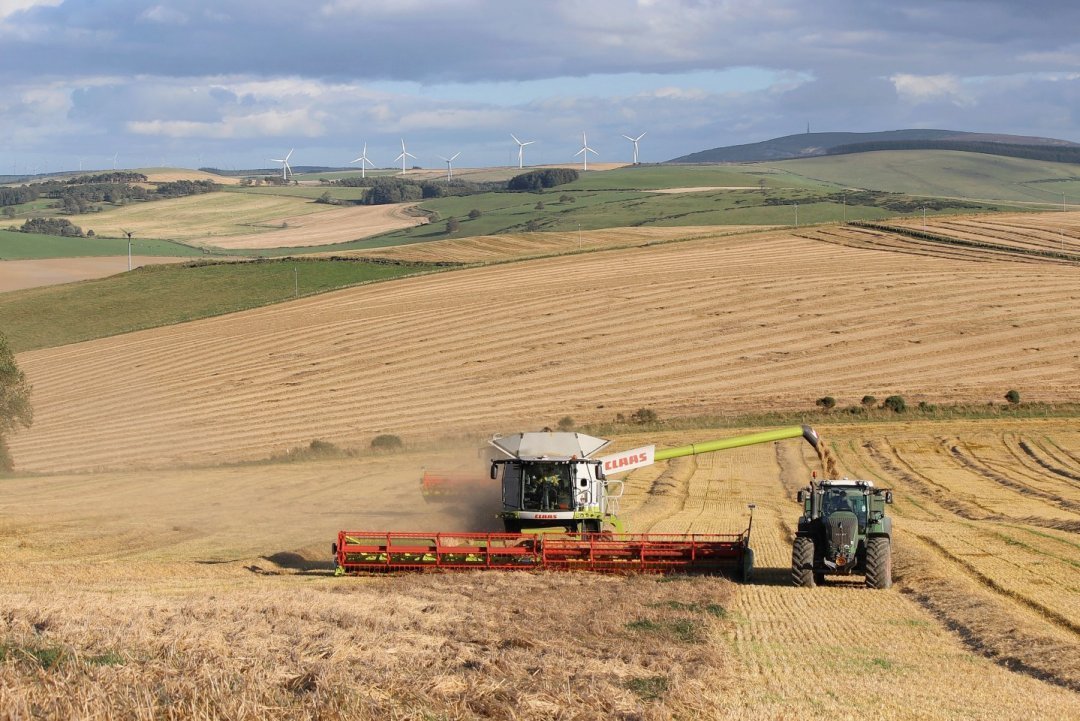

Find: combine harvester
<box><xmin>336</xmin><ymin>425</ymin><xmax>824</xmax><ymax>578</ymax></box>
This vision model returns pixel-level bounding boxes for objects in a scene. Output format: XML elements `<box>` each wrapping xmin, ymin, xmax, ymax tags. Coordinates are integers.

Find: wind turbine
<box><xmin>438</xmin><ymin>152</ymin><xmax>461</xmax><ymax>181</ymax></box>
<box><xmin>112</xmin><ymin>152</ymin><xmax>118</xmax><ymax>170</ymax></box>
<box><xmin>395</xmin><ymin>138</ymin><xmax>416</xmax><ymax>175</ymax></box>
<box><xmin>575</xmin><ymin>132</ymin><xmax>597</xmax><ymax>172</ymax></box>
<box><xmin>509</xmin><ymin>133</ymin><xmax>535</xmax><ymax>168</ymax></box>
<box><xmin>511</xmin><ymin>133</ymin><xmax>535</xmax><ymax>169</ymax></box>
<box><xmin>270</xmin><ymin>148</ymin><xmax>293</xmax><ymax>181</ymax></box>
<box><xmin>349</xmin><ymin>143</ymin><xmax>375</xmax><ymax>179</ymax></box>
<box><xmin>121</xmin><ymin>229</ymin><xmax>135</xmax><ymax>271</ymax></box>
<box><xmin>621</xmin><ymin>131</ymin><xmax>647</xmax><ymax>164</ymax></box>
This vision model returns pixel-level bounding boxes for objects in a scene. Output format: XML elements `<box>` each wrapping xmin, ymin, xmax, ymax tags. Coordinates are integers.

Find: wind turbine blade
<box><xmin>285</xmin><ymin>149</ymin><xmax>293</xmax><ymax>161</ymax></box>
<box><xmin>405</xmin><ymin>151</ymin><xmax>417</xmax><ymax>159</ymax></box>
<box><xmin>622</xmin><ymin>135</ymin><xmax>634</xmax><ymax>141</ymax></box>
<box><xmin>511</xmin><ymin>133</ymin><xmax>521</xmax><ymax>145</ymax></box>
<box><xmin>450</xmin><ymin>152</ymin><xmax>460</xmax><ymax>161</ymax></box>
<box><xmin>438</xmin><ymin>156</ymin><xmax>449</xmax><ymax>162</ymax></box>
<box><xmin>523</xmin><ymin>141</ymin><xmax>535</xmax><ymax>146</ymax></box>
<box><xmin>395</xmin><ymin>152</ymin><xmax>405</xmax><ymax>162</ymax></box>
<box><xmin>575</xmin><ymin>148</ymin><xmax>585</xmax><ymax>157</ymax></box>
<box><xmin>637</xmin><ymin>132</ymin><xmax>647</xmax><ymax>140</ymax></box>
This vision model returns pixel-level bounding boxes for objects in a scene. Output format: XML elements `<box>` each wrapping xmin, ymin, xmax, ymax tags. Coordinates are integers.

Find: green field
<box><xmin>768</xmin><ymin>150</ymin><xmax>1080</xmax><ymax>206</ymax></box>
<box><xmin>0</xmin><ymin>258</ymin><xmax>446</xmax><ymax>352</ymax></box>
<box><xmin>0</xmin><ymin>229</ymin><xmax>204</xmax><ymax>260</ymax></box>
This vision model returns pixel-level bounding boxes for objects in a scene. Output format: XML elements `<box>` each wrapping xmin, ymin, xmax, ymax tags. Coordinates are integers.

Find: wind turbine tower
<box><xmin>511</xmin><ymin>133</ymin><xmax>535</xmax><ymax>169</ymax></box>
<box><xmin>575</xmin><ymin>132</ymin><xmax>597</xmax><ymax>172</ymax></box>
<box><xmin>395</xmin><ymin>139</ymin><xmax>417</xmax><ymax>175</ymax></box>
<box><xmin>350</xmin><ymin>143</ymin><xmax>375</xmax><ymax>179</ymax></box>
<box><xmin>622</xmin><ymin>131</ymin><xmax>647</xmax><ymax>164</ymax></box>
<box><xmin>270</xmin><ymin>148</ymin><xmax>293</xmax><ymax>180</ymax></box>
<box><xmin>438</xmin><ymin>152</ymin><xmax>461</xmax><ymax>181</ymax></box>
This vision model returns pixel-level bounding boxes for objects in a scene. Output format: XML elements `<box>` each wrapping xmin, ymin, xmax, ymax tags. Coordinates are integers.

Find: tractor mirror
<box><xmin>797</xmin><ymin>490</ymin><xmax>806</xmax><ymax>504</ymax></box>
<box><xmin>490</xmin><ymin>463</ymin><xmax>498</xmax><ymax>480</ymax></box>
<box><xmin>884</xmin><ymin>490</ymin><xmax>894</xmax><ymax>504</ymax></box>
<box><xmin>579</xmin><ymin>478</ymin><xmax>588</xmax><ymax>488</ymax></box>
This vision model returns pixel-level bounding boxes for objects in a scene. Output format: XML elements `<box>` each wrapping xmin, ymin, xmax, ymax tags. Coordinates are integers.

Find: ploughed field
<box><xmin>0</xmin><ymin>422</ymin><xmax>1077</xmax><ymax>719</ymax></box>
<box><xmin>11</xmin><ymin>218</ymin><xmax>1079</xmax><ymax>473</ymax></box>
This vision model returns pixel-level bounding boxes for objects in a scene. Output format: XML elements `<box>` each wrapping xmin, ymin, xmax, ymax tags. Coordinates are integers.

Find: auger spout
<box><xmin>653</xmin><ymin>425</ymin><xmax>819</xmax><ymax>462</ymax></box>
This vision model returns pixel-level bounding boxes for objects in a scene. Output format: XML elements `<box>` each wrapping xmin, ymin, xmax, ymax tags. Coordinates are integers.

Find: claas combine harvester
<box><xmin>335</xmin><ymin>425</ymin><xmax>825</xmax><ymax>578</ymax></box>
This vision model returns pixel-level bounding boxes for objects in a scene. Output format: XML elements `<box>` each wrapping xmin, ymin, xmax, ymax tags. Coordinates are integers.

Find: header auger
<box><xmin>336</xmin><ymin>424</ymin><xmax>824</xmax><ymax>579</ymax></box>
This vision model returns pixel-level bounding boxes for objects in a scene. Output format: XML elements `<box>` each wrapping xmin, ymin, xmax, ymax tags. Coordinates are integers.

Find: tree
<box><xmin>535</xmin><ymin>201</ymin><xmax>545</xmax><ymax>210</ymax></box>
<box><xmin>0</xmin><ymin>332</ymin><xmax>33</xmax><ymax>472</ymax></box>
<box><xmin>1004</xmin><ymin>389</ymin><xmax>1021</xmax><ymax>405</ymax></box>
<box><xmin>860</xmin><ymin>395</ymin><xmax>877</xmax><ymax>408</ymax></box>
<box><xmin>316</xmin><ymin>191</ymin><xmax>335</xmax><ymax>205</ymax></box>
<box><xmin>468</xmin><ymin>208</ymin><xmax>482</xmax><ymax>219</ymax></box>
<box><xmin>815</xmin><ymin>396</ymin><xmax>836</xmax><ymax>410</ymax></box>
<box><xmin>446</xmin><ymin>217</ymin><xmax>460</xmax><ymax>234</ymax></box>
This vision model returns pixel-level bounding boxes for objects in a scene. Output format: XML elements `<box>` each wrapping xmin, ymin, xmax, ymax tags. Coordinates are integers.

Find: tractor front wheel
<box><xmin>791</xmin><ymin>536</ymin><xmax>816</xmax><ymax>587</ymax></box>
<box><xmin>865</xmin><ymin>536</ymin><xmax>892</xmax><ymax>589</ymax></box>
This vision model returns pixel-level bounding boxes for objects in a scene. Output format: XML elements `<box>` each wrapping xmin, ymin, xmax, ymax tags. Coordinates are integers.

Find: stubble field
<box><xmin>1</xmin><ymin>211</ymin><xmax>1078</xmax><ymax>719</ymax></box>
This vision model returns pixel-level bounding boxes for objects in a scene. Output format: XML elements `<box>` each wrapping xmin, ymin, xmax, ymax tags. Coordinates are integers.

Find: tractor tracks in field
<box><xmin>1016</xmin><ymin>438</ymin><xmax>1080</xmax><ymax>485</ymax></box>
<box><xmin>948</xmin><ymin>440</ymin><xmax>1080</xmax><ymax>515</ymax></box>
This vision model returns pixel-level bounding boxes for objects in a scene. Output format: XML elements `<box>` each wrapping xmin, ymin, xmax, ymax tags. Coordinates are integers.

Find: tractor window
<box><xmin>824</xmin><ymin>489</ymin><xmax>867</xmax><ymax>527</ymax></box>
<box><xmin>521</xmin><ymin>462</ymin><xmax>573</xmax><ymax>511</ymax></box>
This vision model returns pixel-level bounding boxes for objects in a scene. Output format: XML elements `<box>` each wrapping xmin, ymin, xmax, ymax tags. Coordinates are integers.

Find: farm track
<box><xmin>12</xmin><ymin>222</ymin><xmax>1080</xmax><ymax>473</ymax></box>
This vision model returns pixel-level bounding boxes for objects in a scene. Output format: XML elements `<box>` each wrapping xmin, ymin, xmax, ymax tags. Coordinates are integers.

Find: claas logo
<box><xmin>604</xmin><ymin>453</ymin><xmax>648</xmax><ymax>472</ymax></box>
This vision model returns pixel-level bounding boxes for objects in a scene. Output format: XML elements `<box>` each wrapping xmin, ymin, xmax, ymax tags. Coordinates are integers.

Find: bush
<box><xmin>468</xmin><ymin>208</ymin><xmax>482</xmax><ymax>219</ymax></box>
<box><xmin>557</xmin><ymin>416</ymin><xmax>575</xmax><ymax>431</ymax></box>
<box><xmin>630</xmin><ymin>408</ymin><xmax>658</xmax><ymax>424</ymax></box>
<box><xmin>882</xmin><ymin>395</ymin><xmax>906</xmax><ymax>413</ymax></box>
<box><xmin>525</xmin><ymin>219</ymin><xmax>542</xmax><ymax>232</ymax></box>
<box><xmin>559</xmin><ymin>194</ymin><xmax>575</xmax><ymax>203</ymax></box>
<box><xmin>446</xmin><ymin>217</ymin><xmax>460</xmax><ymax>233</ymax></box>
<box><xmin>535</xmin><ymin>201</ymin><xmax>545</xmax><ymax>210</ymax></box>
<box><xmin>370</xmin><ymin>434</ymin><xmax>403</xmax><ymax>451</ymax></box>
<box><xmin>861</xmin><ymin>395</ymin><xmax>877</xmax><ymax>408</ymax></box>
<box><xmin>815</xmin><ymin>396</ymin><xmax>836</xmax><ymax>410</ymax></box>
<box><xmin>1004</xmin><ymin>389</ymin><xmax>1021</xmax><ymax>405</ymax></box>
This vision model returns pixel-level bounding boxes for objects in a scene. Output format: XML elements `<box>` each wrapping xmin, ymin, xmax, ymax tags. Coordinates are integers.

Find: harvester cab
<box><xmin>792</xmin><ymin>479</ymin><xmax>894</xmax><ymax>589</ymax></box>
<box><xmin>488</xmin><ymin>431</ymin><xmax>623</xmax><ymax>534</ymax></box>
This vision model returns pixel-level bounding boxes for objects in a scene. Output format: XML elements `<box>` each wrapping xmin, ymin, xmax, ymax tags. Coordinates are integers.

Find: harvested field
<box><xmin>889</xmin><ymin>211</ymin><xmax>1080</xmax><ymax>255</ymax></box>
<box><xmin>0</xmin><ymin>256</ymin><xmax>190</xmax><ymax>292</ymax></box>
<box><xmin>350</xmin><ymin>225</ymin><xmax>774</xmax><ymax>264</ymax></box>
<box><xmin>797</xmin><ymin>216</ymin><xmax>1080</xmax><ymax>264</ymax></box>
<box><xmin>204</xmin><ymin>203</ymin><xmax>427</xmax><ymax>249</ymax></box>
<box><xmin>11</xmin><ymin>221</ymin><xmax>1080</xmax><ymax>473</ymax></box>
<box><xmin>86</xmin><ymin>193</ymin><xmax>332</xmax><ymax>241</ymax></box>
<box><xmin>0</xmin><ymin>421</ymin><xmax>1076</xmax><ymax>719</ymax></box>
<box><xmin>142</xmin><ymin>168</ymin><xmax>242</xmax><ymax>185</ymax></box>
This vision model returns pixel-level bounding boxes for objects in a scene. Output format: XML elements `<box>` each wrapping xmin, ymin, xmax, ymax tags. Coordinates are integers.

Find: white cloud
<box><xmin>890</xmin><ymin>73</ymin><xmax>975</xmax><ymax>107</ymax></box>
<box><xmin>0</xmin><ymin>0</ymin><xmax>62</xmax><ymax>22</ymax></box>
<box><xmin>139</xmin><ymin>5</ymin><xmax>188</xmax><ymax>25</ymax></box>
<box><xmin>127</xmin><ymin>108</ymin><xmax>327</xmax><ymax>139</ymax></box>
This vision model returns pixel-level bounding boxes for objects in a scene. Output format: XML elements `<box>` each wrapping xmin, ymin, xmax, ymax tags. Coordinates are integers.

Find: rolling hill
<box><xmin>669</xmin><ymin>129</ymin><xmax>1080</xmax><ymax>163</ymax></box>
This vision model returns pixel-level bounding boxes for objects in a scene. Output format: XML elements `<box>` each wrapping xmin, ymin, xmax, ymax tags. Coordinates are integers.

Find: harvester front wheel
<box><xmin>865</xmin><ymin>536</ymin><xmax>892</xmax><ymax>589</ymax></box>
<box><xmin>791</xmin><ymin>536</ymin><xmax>816</xmax><ymax>587</ymax></box>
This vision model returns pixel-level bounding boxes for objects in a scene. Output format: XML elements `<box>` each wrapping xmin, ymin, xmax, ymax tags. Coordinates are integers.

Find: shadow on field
<box><xmin>749</xmin><ymin>566</ymin><xmax>793</xmax><ymax>587</ymax></box>
<box><xmin>259</xmin><ymin>550</ymin><xmax>337</xmax><ymax>574</ymax></box>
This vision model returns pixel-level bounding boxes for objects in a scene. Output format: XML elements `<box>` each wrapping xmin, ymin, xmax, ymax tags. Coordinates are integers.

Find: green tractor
<box><xmin>791</xmin><ymin>479</ymin><xmax>894</xmax><ymax>589</ymax></box>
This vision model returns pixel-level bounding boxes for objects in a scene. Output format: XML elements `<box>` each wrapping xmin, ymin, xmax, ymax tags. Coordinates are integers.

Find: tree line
<box><xmin>329</xmin><ymin>168</ymin><xmax>579</xmax><ymax>206</ymax></box>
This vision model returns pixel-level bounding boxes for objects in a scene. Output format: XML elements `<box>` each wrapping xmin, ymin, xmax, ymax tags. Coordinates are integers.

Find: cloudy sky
<box><xmin>2</xmin><ymin>0</ymin><xmax>1078</xmax><ymax>173</ymax></box>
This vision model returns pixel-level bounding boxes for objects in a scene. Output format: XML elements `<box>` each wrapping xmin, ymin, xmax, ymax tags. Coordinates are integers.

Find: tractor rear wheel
<box><xmin>791</xmin><ymin>536</ymin><xmax>816</xmax><ymax>587</ymax></box>
<box><xmin>865</xmin><ymin>536</ymin><xmax>892</xmax><ymax>589</ymax></box>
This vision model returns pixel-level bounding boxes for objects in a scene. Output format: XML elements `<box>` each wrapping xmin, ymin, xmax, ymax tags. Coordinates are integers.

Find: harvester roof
<box><xmin>489</xmin><ymin>432</ymin><xmax>611</xmax><ymax>461</ymax></box>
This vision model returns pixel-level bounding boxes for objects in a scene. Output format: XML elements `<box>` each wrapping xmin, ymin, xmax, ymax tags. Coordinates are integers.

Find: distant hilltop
<box><xmin>667</xmin><ymin>129</ymin><xmax>1080</xmax><ymax>164</ymax></box>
